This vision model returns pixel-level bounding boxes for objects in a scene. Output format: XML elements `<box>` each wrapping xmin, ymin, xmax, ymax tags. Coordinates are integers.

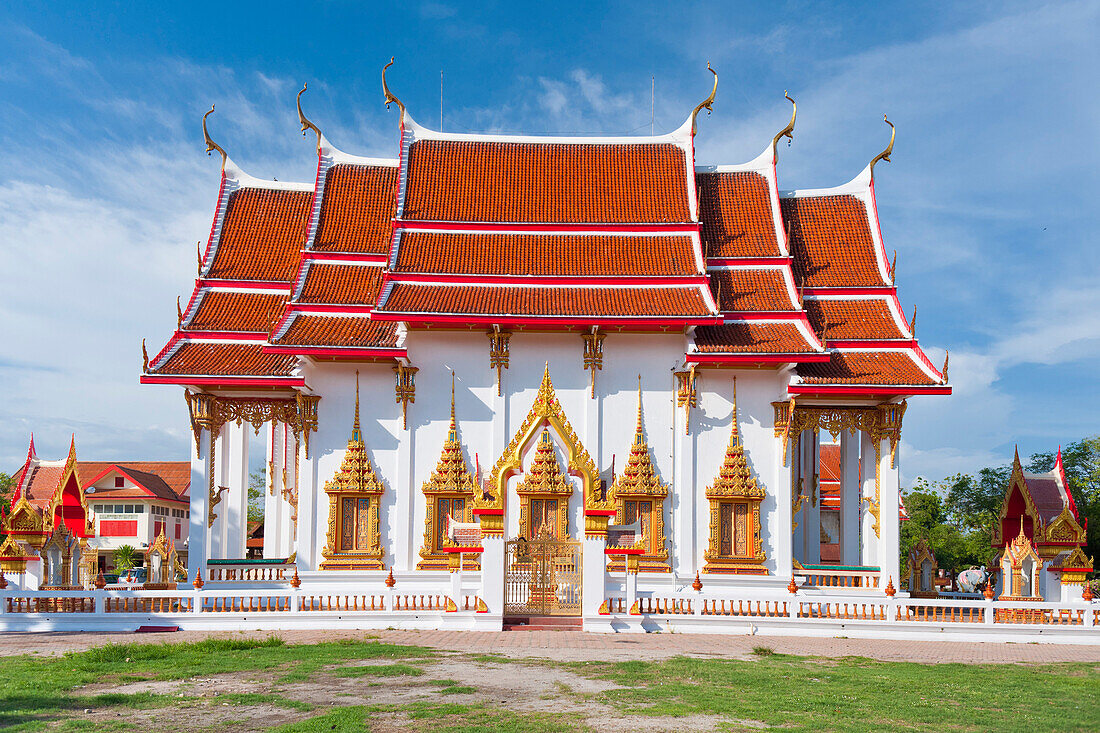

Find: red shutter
<box><xmin>174</xmin><ymin>522</ymin><xmax>182</xmax><ymax>539</ymax></box>
<box><xmin>154</xmin><ymin>521</ymin><xmax>165</xmax><ymax>537</ymax></box>
<box><xmin>100</xmin><ymin>520</ymin><xmax>138</xmax><ymax>537</ymax></box>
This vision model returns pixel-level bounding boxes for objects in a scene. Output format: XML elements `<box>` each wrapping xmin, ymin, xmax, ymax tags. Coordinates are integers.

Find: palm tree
<box><xmin>114</xmin><ymin>545</ymin><xmax>139</xmax><ymax>572</ymax></box>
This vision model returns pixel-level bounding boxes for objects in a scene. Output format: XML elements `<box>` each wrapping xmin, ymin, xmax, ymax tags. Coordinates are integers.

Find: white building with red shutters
<box><xmin>12</xmin><ymin>63</ymin><xmax>1092</xmax><ymax>638</ymax></box>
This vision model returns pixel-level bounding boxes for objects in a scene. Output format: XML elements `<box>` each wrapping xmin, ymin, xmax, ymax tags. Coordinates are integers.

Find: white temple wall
<box><xmin>297</xmin><ymin>332</ymin><xmax>795</xmax><ymax>578</ymax></box>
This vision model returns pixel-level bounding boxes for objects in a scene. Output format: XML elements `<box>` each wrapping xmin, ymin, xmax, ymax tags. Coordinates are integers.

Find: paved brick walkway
<box><xmin>1</xmin><ymin>628</ymin><xmax>1098</xmax><ymax>664</ymax></box>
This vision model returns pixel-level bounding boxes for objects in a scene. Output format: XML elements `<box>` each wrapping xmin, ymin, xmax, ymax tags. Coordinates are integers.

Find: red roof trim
<box><xmin>263</xmin><ymin>346</ymin><xmax>407</xmax><ymax>359</ymax></box>
<box><xmin>301</xmin><ymin>252</ymin><xmax>389</xmax><ymax>265</ymax></box>
<box><xmin>802</xmin><ymin>287</ymin><xmax>895</xmax><ymax>297</ymax></box>
<box><xmin>372</xmin><ymin>313</ymin><xmax>719</xmax><ymax>328</ymax></box>
<box><xmin>199</xmin><ymin>278</ymin><xmax>293</xmax><ymax>291</ymax></box>
<box><xmin>707</xmin><ymin>257</ymin><xmax>792</xmax><ymax>267</ymax></box>
<box><xmin>395</xmin><ymin>219</ymin><xmax>700</xmax><ymax>234</ymax></box>
<box><xmin>383</xmin><ymin>273</ymin><xmax>709</xmax><ymax>287</ymax></box>
<box><xmin>788</xmin><ymin>385</ymin><xmax>952</xmax><ymax>396</ymax></box>
<box><xmin>175</xmin><ymin>331</ymin><xmax>269</xmax><ymax>342</ymax></box>
<box><xmin>722</xmin><ymin>311</ymin><xmax>811</xmax><ymax>322</ymax></box>
<box><xmin>140</xmin><ymin>375</ymin><xmax>306</xmax><ymax>387</ymax></box>
<box><xmin>687</xmin><ymin>353</ymin><xmax>832</xmax><ymax>364</ymax></box>
<box><xmin>828</xmin><ymin>340</ymin><xmax>918</xmax><ymax>349</ymax></box>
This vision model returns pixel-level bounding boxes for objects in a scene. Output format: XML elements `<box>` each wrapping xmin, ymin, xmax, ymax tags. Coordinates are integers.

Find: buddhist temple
<box><xmin>16</xmin><ymin>61</ymin><xmax>1093</xmax><ymax>640</ymax></box>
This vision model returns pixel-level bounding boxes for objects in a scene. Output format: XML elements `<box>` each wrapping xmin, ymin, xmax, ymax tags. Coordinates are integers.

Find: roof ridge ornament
<box><xmin>297</xmin><ymin>83</ymin><xmax>322</xmax><ymax>151</ymax></box>
<box><xmin>941</xmin><ymin>350</ymin><xmax>949</xmax><ymax>384</ymax></box>
<box><xmin>869</xmin><ymin>114</ymin><xmax>895</xmax><ymax>180</ymax></box>
<box><xmin>690</xmin><ymin>62</ymin><xmax>718</xmax><ymax>137</ymax></box>
<box><xmin>202</xmin><ymin>104</ymin><xmax>228</xmax><ymax>170</ymax></box>
<box><xmin>382</xmin><ymin>57</ymin><xmax>406</xmax><ymax>119</ymax></box>
<box><xmin>771</xmin><ymin>91</ymin><xmax>796</xmax><ymax>161</ymax></box>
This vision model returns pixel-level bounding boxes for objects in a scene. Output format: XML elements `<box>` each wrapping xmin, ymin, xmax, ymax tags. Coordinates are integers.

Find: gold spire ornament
<box><xmin>703</xmin><ymin>378</ymin><xmax>767</xmax><ymax>574</ymax></box>
<box><xmin>201</xmin><ymin>104</ymin><xmax>228</xmax><ymax>170</ymax></box>
<box><xmin>869</xmin><ymin>114</ymin><xmax>895</xmax><ymax>179</ymax></box>
<box><xmin>909</xmin><ymin>306</ymin><xmax>916</xmax><ymax>337</ymax></box>
<box><xmin>177</xmin><ymin>296</ymin><xmax>184</xmax><ymax>327</ymax></box>
<box><xmin>771</xmin><ymin>91</ymin><xmax>796</xmax><ymax>161</ymax></box>
<box><xmin>941</xmin><ymin>350</ymin><xmax>949</xmax><ymax>384</ymax></box>
<box><xmin>607</xmin><ymin>377</ymin><xmax>670</xmax><ymax>572</ymax></box>
<box><xmin>141</xmin><ymin>339</ymin><xmax>149</xmax><ymax>372</ymax></box>
<box><xmin>296</xmin><ymin>83</ymin><xmax>322</xmax><ymax>150</ymax></box>
<box><xmin>689</xmin><ymin>62</ymin><xmax>718</xmax><ymax>136</ymax></box>
<box><xmin>418</xmin><ymin>372</ymin><xmax>480</xmax><ymax>569</ymax></box>
<box><xmin>320</xmin><ymin>371</ymin><xmax>386</xmax><ymax>569</ymax></box>
<box><xmin>196</xmin><ymin>241</ymin><xmax>203</xmax><ymax>275</ymax></box>
<box><xmin>382</xmin><ymin>57</ymin><xmax>406</xmax><ymax>118</ymax></box>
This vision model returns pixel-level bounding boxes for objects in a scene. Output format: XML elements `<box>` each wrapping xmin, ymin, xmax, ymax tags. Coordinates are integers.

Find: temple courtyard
<box><xmin>0</xmin><ymin>630</ymin><xmax>1096</xmax><ymax>731</ymax></box>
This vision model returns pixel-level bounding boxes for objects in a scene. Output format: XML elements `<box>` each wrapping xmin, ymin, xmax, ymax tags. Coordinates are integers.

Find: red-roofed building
<box><xmin>992</xmin><ymin>448</ymin><xmax>1092</xmax><ymax>601</ymax></box>
<box><xmin>128</xmin><ymin>64</ymin><xmax>955</xmax><ymax>630</ymax></box>
<box><xmin>2</xmin><ymin>435</ymin><xmax>190</xmax><ymax>586</ymax></box>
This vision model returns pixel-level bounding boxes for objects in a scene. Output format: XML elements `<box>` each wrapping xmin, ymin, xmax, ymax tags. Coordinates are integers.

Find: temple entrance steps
<box><xmin>503</xmin><ymin>616</ymin><xmax>584</xmax><ymax>631</ymax></box>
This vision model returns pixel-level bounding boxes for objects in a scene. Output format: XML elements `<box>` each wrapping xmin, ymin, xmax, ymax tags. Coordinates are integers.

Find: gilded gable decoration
<box><xmin>321</xmin><ymin>372</ymin><xmax>386</xmax><ymax>570</ymax></box>
<box><xmin>704</xmin><ymin>379</ymin><xmax>767</xmax><ymax>574</ymax></box>
<box><xmin>607</xmin><ymin>378</ymin><xmax>669</xmax><ymax>572</ymax></box>
<box><xmin>418</xmin><ymin>374</ymin><xmax>480</xmax><ymax>570</ymax></box>
<box><xmin>475</xmin><ymin>365</ymin><xmax>612</xmax><ymax>537</ymax></box>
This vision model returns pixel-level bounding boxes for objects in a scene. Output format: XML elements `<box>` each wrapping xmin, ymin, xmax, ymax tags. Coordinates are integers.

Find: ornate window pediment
<box><xmin>704</xmin><ymin>379</ymin><xmax>767</xmax><ymax>575</ymax></box>
<box><xmin>321</xmin><ymin>373</ymin><xmax>386</xmax><ymax>570</ymax></box>
<box><xmin>418</xmin><ymin>376</ymin><xmax>480</xmax><ymax>570</ymax></box>
<box><xmin>607</xmin><ymin>381</ymin><xmax>669</xmax><ymax>572</ymax></box>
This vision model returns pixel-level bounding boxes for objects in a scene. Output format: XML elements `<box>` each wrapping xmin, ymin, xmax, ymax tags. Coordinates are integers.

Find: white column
<box><xmin>801</xmin><ymin>430</ymin><xmax>821</xmax><ymax>565</ymax></box>
<box><xmin>860</xmin><ymin>431</ymin><xmax>879</xmax><ymax>566</ymax></box>
<box><xmin>263</xmin><ymin>421</ymin><xmax>281</xmax><ymax>559</ymax></box>
<box><xmin>674</xmin><ymin>375</ymin><xmax>696</xmax><ymax>578</ymax></box>
<box><xmin>226</xmin><ymin>421</ymin><xmax>249</xmax><ymax>559</ymax></box>
<box><xmin>840</xmin><ymin>429</ymin><xmax>861</xmax><ymax>566</ymax></box>
<box><xmin>393</xmin><ymin>421</ymin><xmax>414</xmax><ymax>572</ymax></box>
<box><xmin>209</xmin><ymin>429</ymin><xmax>229</xmax><ymax>559</ymax></box>
<box><xmin>791</xmin><ymin>433</ymin><xmax>804</xmax><ymax>564</ymax></box>
<box><xmin>582</xmin><ymin>535</ymin><xmax>607</xmax><ymax>617</ymax></box>
<box><xmin>295</xmin><ymin>435</ymin><xmax>317</xmax><ymax>570</ymax></box>
<box><xmin>582</xmin><ymin>382</ymin><xmax>600</xmax><ymax>538</ymax></box>
<box><xmin>188</xmin><ymin>424</ymin><xmax>211</xmax><ymax>582</ymax></box>
<box><xmin>480</xmin><ymin>535</ymin><xmax>505</xmax><ymax>625</ymax></box>
<box><xmin>877</xmin><ymin>438</ymin><xmax>901</xmax><ymax>589</ymax></box>
<box><xmin>773</xmin><ymin>430</ymin><xmax>793</xmax><ymax>580</ymax></box>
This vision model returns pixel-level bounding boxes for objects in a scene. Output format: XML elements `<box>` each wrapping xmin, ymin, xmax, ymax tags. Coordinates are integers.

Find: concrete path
<box><xmin>1</xmin><ymin>628</ymin><xmax>1098</xmax><ymax>664</ymax></box>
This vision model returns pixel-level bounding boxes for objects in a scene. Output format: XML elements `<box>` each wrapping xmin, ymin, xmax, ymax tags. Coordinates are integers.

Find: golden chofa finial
<box><xmin>382</xmin><ymin>57</ymin><xmax>406</xmax><ymax>118</ymax></box>
<box><xmin>869</xmin><ymin>114</ymin><xmax>895</xmax><ymax>179</ymax></box>
<box><xmin>297</xmin><ymin>83</ymin><xmax>322</xmax><ymax>150</ymax></box>
<box><xmin>690</xmin><ymin>62</ymin><xmax>718</xmax><ymax>137</ymax></box>
<box><xmin>202</xmin><ymin>104</ymin><xmax>228</xmax><ymax>170</ymax></box>
<box><xmin>771</xmin><ymin>91</ymin><xmax>796</xmax><ymax>161</ymax></box>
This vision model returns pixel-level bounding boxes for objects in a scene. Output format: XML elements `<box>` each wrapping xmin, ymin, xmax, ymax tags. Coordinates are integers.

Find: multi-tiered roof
<box><xmin>142</xmin><ymin>65</ymin><xmax>949</xmax><ymax>399</ymax></box>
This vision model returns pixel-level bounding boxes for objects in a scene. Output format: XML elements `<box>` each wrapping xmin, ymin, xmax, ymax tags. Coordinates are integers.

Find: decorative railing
<box><xmin>604</xmin><ymin>588</ymin><xmax>1097</xmax><ymax>630</ymax></box>
<box><xmin>797</xmin><ymin>565</ymin><xmax>881</xmax><ymax>589</ymax></box>
<box><xmin>206</xmin><ymin>558</ymin><xmax>295</xmax><ymax>583</ymax></box>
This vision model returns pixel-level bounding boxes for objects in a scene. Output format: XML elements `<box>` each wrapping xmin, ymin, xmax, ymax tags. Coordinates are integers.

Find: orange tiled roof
<box><xmin>154</xmin><ymin>342</ymin><xmax>297</xmax><ymax>377</ymax></box>
<box><xmin>709</xmin><ymin>269</ymin><xmax>795</xmax><ymax>312</ymax></box>
<box><xmin>797</xmin><ymin>351</ymin><xmax>936</xmax><ymax>385</ymax></box>
<box><xmin>275</xmin><ymin>316</ymin><xmax>399</xmax><ymax>348</ymax></box>
<box><xmin>381</xmin><ymin>283</ymin><xmax>711</xmax><ymax>317</ymax></box>
<box><xmin>79</xmin><ymin>462</ymin><xmax>191</xmax><ymax>502</ymax></box>
<box><xmin>394</xmin><ymin>232</ymin><xmax>698</xmax><ymax>276</ymax></box>
<box><xmin>189</xmin><ymin>292</ymin><xmax>287</xmax><ymax>332</ymax></box>
<box><xmin>402</xmin><ymin>141</ymin><xmax>691</xmax><ymax>223</ymax></box>
<box><xmin>804</xmin><ymin>299</ymin><xmax>904</xmax><ymax>340</ymax></box>
<box><xmin>818</xmin><ymin>444</ymin><xmax>842</xmax><ymax>483</ymax></box>
<box><xmin>697</xmin><ymin>172</ymin><xmax>782</xmax><ymax>258</ymax></box>
<box><xmin>21</xmin><ymin>465</ymin><xmax>63</xmax><ymax>508</ymax></box>
<box><xmin>206</xmin><ymin>188</ymin><xmax>311</xmax><ymax>281</ymax></box>
<box><xmin>693</xmin><ymin>322</ymin><xmax>817</xmax><ymax>354</ymax></box>
<box><xmin>782</xmin><ymin>195</ymin><xmax>889</xmax><ymax>288</ymax></box>
<box><xmin>313</xmin><ymin>164</ymin><xmax>398</xmax><ymax>253</ymax></box>
<box><xmin>298</xmin><ymin>264</ymin><xmax>384</xmax><ymax>305</ymax></box>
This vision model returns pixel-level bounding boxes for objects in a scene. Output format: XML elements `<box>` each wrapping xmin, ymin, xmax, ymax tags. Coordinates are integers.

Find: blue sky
<box><xmin>1</xmin><ymin>2</ymin><xmax>1098</xmax><ymax>484</ymax></box>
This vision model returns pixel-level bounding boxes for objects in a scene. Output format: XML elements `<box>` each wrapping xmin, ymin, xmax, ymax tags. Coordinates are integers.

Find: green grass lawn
<box><xmin>0</xmin><ymin>637</ymin><xmax>1095</xmax><ymax>732</ymax></box>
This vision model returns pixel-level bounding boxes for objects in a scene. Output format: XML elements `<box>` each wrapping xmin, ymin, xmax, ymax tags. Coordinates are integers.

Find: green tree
<box><xmin>113</xmin><ymin>545</ymin><xmax>139</xmax><ymax>572</ymax></box>
<box><xmin>248</xmin><ymin>469</ymin><xmax>266</xmax><ymax>523</ymax></box>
